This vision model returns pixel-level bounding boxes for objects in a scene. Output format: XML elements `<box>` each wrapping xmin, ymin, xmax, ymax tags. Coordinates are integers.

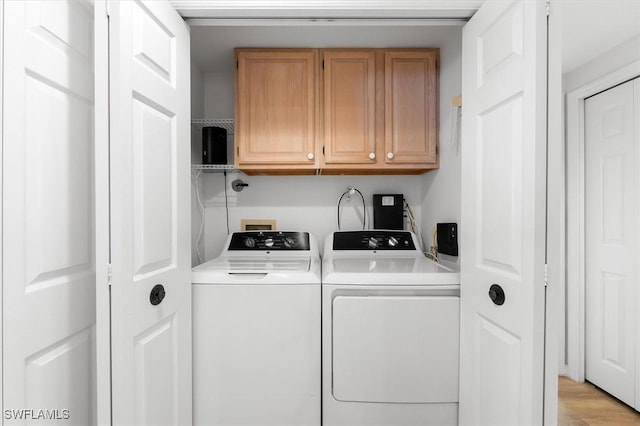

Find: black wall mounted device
<box><xmin>373</xmin><ymin>194</ymin><xmax>404</xmax><ymax>230</ymax></box>
<box><xmin>437</xmin><ymin>222</ymin><xmax>458</xmax><ymax>256</ymax></box>
<box><xmin>202</xmin><ymin>126</ymin><xmax>227</xmax><ymax>165</ymax></box>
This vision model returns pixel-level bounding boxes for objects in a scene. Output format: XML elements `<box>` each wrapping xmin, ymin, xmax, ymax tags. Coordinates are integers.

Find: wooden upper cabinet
<box><xmin>322</xmin><ymin>50</ymin><xmax>377</xmax><ymax>165</ymax></box>
<box><xmin>234</xmin><ymin>48</ymin><xmax>439</xmax><ymax>174</ymax></box>
<box><xmin>235</xmin><ymin>49</ymin><xmax>318</xmax><ymax>172</ymax></box>
<box><xmin>384</xmin><ymin>50</ymin><xmax>438</xmax><ymax>167</ymax></box>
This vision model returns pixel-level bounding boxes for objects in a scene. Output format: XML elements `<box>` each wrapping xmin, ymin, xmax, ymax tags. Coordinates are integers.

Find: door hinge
<box><xmin>546</xmin><ymin>0</ymin><xmax>550</xmax><ymax>16</ymax></box>
<box><xmin>107</xmin><ymin>263</ymin><xmax>113</xmax><ymax>286</ymax></box>
<box><xmin>322</xmin><ymin>146</ymin><xmax>325</xmax><ymax>156</ymax></box>
<box><xmin>544</xmin><ymin>263</ymin><xmax>549</xmax><ymax>287</ymax></box>
<box><xmin>322</xmin><ymin>60</ymin><xmax>324</xmax><ymax>70</ymax></box>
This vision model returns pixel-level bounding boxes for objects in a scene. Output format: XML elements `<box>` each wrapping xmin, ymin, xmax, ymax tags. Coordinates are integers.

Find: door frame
<box><xmin>94</xmin><ymin>1</ymin><xmax>111</xmax><ymax>424</ymax></box>
<box><xmin>0</xmin><ymin>0</ymin><xmax>4</xmax><ymax>413</ymax></box>
<box><xmin>565</xmin><ymin>60</ymin><xmax>640</xmax><ymax>394</ymax></box>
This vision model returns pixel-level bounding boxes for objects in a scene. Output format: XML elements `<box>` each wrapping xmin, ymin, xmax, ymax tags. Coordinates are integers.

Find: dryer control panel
<box><xmin>228</xmin><ymin>231</ymin><xmax>310</xmax><ymax>251</ymax></box>
<box><xmin>332</xmin><ymin>231</ymin><xmax>416</xmax><ymax>251</ymax></box>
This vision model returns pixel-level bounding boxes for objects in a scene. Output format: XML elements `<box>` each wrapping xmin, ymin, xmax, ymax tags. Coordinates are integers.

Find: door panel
<box><xmin>384</xmin><ymin>50</ymin><xmax>438</xmax><ymax>165</ymax></box>
<box><xmin>235</xmin><ymin>49</ymin><xmax>317</xmax><ymax>166</ymax></box>
<box><xmin>460</xmin><ymin>1</ymin><xmax>547</xmax><ymax>424</ymax></box>
<box><xmin>478</xmin><ymin>95</ymin><xmax>523</xmax><ymax>275</ymax></box>
<box><xmin>332</xmin><ymin>295</ymin><xmax>459</xmax><ymax>403</ymax></box>
<box><xmin>3</xmin><ymin>1</ymin><xmax>96</xmax><ymax>424</ymax></box>
<box><xmin>134</xmin><ymin>317</ymin><xmax>178</xmax><ymax>425</ymax></box>
<box><xmin>107</xmin><ymin>1</ymin><xmax>191</xmax><ymax>424</ymax></box>
<box><xmin>132</xmin><ymin>96</ymin><xmax>175</xmax><ymax>276</ymax></box>
<box><xmin>322</xmin><ymin>50</ymin><xmax>377</xmax><ymax>164</ymax></box>
<box><xmin>585</xmin><ymin>79</ymin><xmax>637</xmax><ymax>407</ymax></box>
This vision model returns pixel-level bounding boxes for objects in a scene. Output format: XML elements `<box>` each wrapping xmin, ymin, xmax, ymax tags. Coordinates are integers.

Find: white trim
<box><xmin>0</xmin><ymin>0</ymin><xmax>4</xmax><ymax>413</ymax></box>
<box><xmin>94</xmin><ymin>1</ymin><xmax>112</xmax><ymax>425</ymax></box>
<box><xmin>186</xmin><ymin>18</ymin><xmax>467</xmax><ymax>26</ymax></box>
<box><xmin>545</xmin><ymin>1</ymin><xmax>563</xmax><ymax>422</ymax></box>
<box><xmin>170</xmin><ymin>0</ymin><xmax>481</xmax><ymax>19</ymax></box>
<box><xmin>634</xmin><ymin>79</ymin><xmax>640</xmax><ymax>411</ymax></box>
<box><xmin>565</xmin><ymin>59</ymin><xmax>640</xmax><ymax>382</ymax></box>
<box><xmin>171</xmin><ymin>0</ymin><xmax>483</xmax><ymax>7</ymax></box>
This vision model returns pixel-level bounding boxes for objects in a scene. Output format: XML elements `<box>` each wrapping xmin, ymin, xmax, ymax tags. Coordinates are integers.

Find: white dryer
<box><xmin>192</xmin><ymin>231</ymin><xmax>321</xmax><ymax>426</ymax></box>
<box><xmin>322</xmin><ymin>230</ymin><xmax>461</xmax><ymax>426</ymax></box>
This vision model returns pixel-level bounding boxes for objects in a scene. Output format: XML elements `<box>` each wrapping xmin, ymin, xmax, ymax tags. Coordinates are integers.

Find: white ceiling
<box><xmin>179</xmin><ymin>0</ymin><xmax>640</xmax><ymax>75</ymax></box>
<box><xmin>559</xmin><ymin>0</ymin><xmax>640</xmax><ymax>73</ymax></box>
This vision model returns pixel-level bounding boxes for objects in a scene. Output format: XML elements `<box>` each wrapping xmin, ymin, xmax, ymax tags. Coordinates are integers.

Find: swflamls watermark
<box><xmin>4</xmin><ymin>409</ymin><xmax>70</xmax><ymax>420</ymax></box>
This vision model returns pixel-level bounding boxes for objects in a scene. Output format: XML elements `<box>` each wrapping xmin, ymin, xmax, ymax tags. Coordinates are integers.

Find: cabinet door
<box><xmin>322</xmin><ymin>50</ymin><xmax>377</xmax><ymax>165</ymax></box>
<box><xmin>384</xmin><ymin>50</ymin><xmax>438</xmax><ymax>165</ymax></box>
<box><xmin>235</xmin><ymin>49</ymin><xmax>317</xmax><ymax>168</ymax></box>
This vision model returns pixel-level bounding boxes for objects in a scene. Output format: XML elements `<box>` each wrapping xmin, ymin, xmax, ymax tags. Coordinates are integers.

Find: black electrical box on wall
<box><xmin>437</xmin><ymin>222</ymin><xmax>458</xmax><ymax>256</ymax></box>
<box><xmin>373</xmin><ymin>194</ymin><xmax>404</xmax><ymax>230</ymax></box>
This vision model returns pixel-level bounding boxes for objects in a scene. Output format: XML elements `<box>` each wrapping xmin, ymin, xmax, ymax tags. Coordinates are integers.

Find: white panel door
<box><xmin>3</xmin><ymin>1</ymin><xmax>96</xmax><ymax>424</ymax></box>
<box><xmin>460</xmin><ymin>1</ymin><xmax>547</xmax><ymax>424</ymax></box>
<box><xmin>332</xmin><ymin>295</ymin><xmax>459</xmax><ymax>403</ymax></box>
<box><xmin>106</xmin><ymin>1</ymin><xmax>191</xmax><ymax>424</ymax></box>
<box><xmin>585</xmin><ymin>78</ymin><xmax>638</xmax><ymax>408</ymax></box>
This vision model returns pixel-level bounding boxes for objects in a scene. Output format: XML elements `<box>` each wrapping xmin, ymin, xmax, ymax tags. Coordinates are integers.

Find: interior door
<box><xmin>585</xmin><ymin>78</ymin><xmax>638</xmax><ymax>408</ymax></box>
<box><xmin>105</xmin><ymin>1</ymin><xmax>192</xmax><ymax>424</ymax></box>
<box><xmin>460</xmin><ymin>1</ymin><xmax>547</xmax><ymax>424</ymax></box>
<box><xmin>3</xmin><ymin>1</ymin><xmax>96</xmax><ymax>424</ymax></box>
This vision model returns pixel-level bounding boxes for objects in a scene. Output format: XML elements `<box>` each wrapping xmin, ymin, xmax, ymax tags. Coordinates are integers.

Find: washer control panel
<box><xmin>228</xmin><ymin>231</ymin><xmax>310</xmax><ymax>251</ymax></box>
<box><xmin>332</xmin><ymin>231</ymin><xmax>416</xmax><ymax>251</ymax></box>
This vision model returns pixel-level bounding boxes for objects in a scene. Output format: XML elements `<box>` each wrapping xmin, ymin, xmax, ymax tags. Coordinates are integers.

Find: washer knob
<box><xmin>283</xmin><ymin>237</ymin><xmax>297</xmax><ymax>248</ymax></box>
<box><xmin>368</xmin><ymin>237</ymin><xmax>379</xmax><ymax>249</ymax></box>
<box><xmin>244</xmin><ymin>237</ymin><xmax>256</xmax><ymax>248</ymax></box>
<box><xmin>388</xmin><ymin>236</ymin><xmax>398</xmax><ymax>247</ymax></box>
<box><xmin>264</xmin><ymin>238</ymin><xmax>275</xmax><ymax>248</ymax></box>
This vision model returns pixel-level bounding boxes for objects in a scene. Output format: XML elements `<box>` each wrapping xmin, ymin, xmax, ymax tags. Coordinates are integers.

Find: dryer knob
<box><xmin>388</xmin><ymin>236</ymin><xmax>398</xmax><ymax>247</ymax></box>
<box><xmin>264</xmin><ymin>238</ymin><xmax>275</xmax><ymax>248</ymax></box>
<box><xmin>368</xmin><ymin>237</ymin><xmax>379</xmax><ymax>249</ymax></box>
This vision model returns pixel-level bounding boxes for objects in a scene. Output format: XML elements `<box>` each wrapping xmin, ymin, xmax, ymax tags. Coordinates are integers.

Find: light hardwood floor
<box><xmin>558</xmin><ymin>376</ymin><xmax>640</xmax><ymax>425</ymax></box>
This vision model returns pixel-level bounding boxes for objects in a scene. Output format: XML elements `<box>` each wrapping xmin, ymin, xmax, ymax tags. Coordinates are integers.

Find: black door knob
<box><xmin>488</xmin><ymin>284</ymin><xmax>505</xmax><ymax>306</ymax></box>
<box><xmin>150</xmin><ymin>284</ymin><xmax>166</xmax><ymax>306</ymax></box>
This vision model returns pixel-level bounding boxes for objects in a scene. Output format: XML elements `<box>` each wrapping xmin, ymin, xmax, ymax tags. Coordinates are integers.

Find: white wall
<box><xmin>191</xmin><ymin>62</ymin><xmax>205</xmax><ymax>266</ymax></box>
<box><xmin>191</xmin><ymin>25</ymin><xmax>462</xmax><ymax>261</ymax></box>
<box><xmin>419</xmin><ymin>28</ymin><xmax>462</xmax><ymax>262</ymax></box>
<box><xmin>200</xmin><ymin>173</ymin><xmax>424</xmax><ymax>257</ymax></box>
<box><xmin>564</xmin><ymin>35</ymin><xmax>640</xmax><ymax>92</ymax></box>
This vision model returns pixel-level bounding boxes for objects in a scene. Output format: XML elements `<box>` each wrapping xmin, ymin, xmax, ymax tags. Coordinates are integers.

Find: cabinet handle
<box><xmin>387</xmin><ymin>152</ymin><xmax>394</xmax><ymax>160</ymax></box>
<box><xmin>307</xmin><ymin>153</ymin><xmax>315</xmax><ymax>160</ymax></box>
<box><xmin>369</xmin><ymin>152</ymin><xmax>376</xmax><ymax>160</ymax></box>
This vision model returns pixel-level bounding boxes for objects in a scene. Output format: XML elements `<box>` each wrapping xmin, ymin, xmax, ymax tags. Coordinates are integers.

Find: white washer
<box><xmin>322</xmin><ymin>230</ymin><xmax>461</xmax><ymax>426</ymax></box>
<box><xmin>192</xmin><ymin>231</ymin><xmax>321</xmax><ymax>426</ymax></box>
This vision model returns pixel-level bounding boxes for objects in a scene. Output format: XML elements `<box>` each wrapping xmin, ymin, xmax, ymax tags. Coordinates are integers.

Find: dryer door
<box><xmin>332</xmin><ymin>295</ymin><xmax>459</xmax><ymax>403</ymax></box>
